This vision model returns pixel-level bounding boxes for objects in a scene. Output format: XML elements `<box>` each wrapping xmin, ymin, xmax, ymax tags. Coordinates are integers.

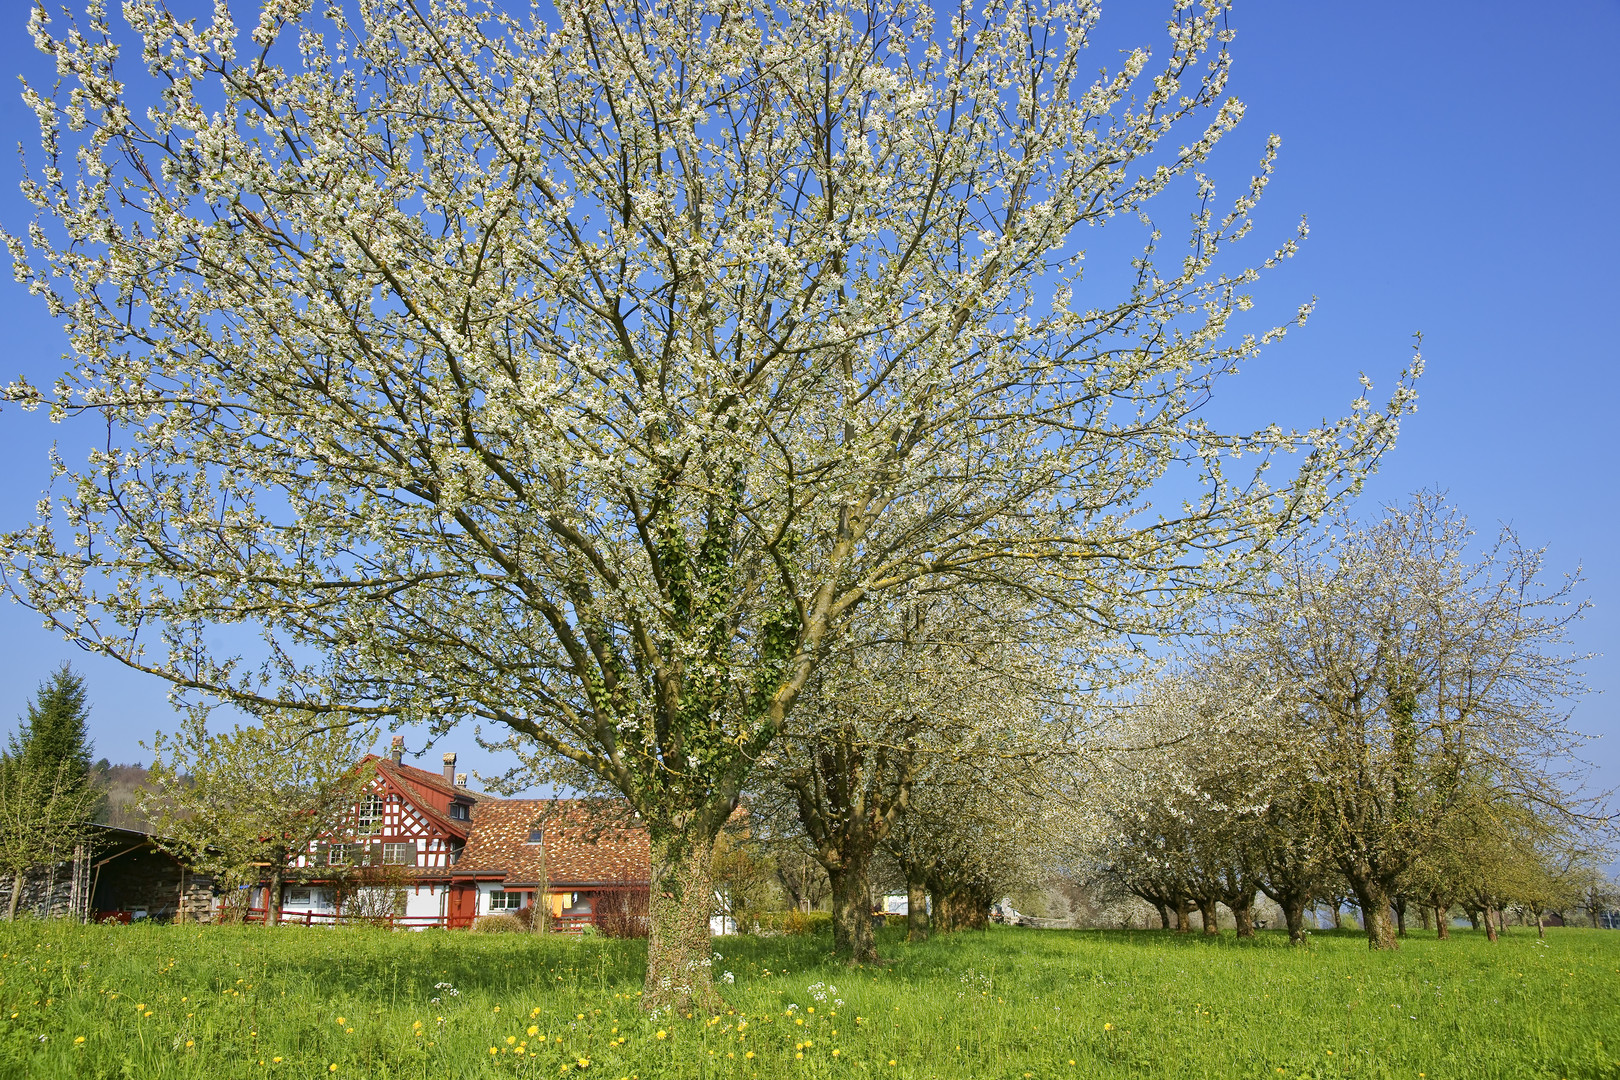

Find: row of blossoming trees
<box><xmin>1080</xmin><ymin>494</ymin><xmax>1611</xmax><ymax>948</ymax></box>
<box><xmin>14</xmin><ymin>0</ymin><xmax>1576</xmax><ymax>1007</ymax></box>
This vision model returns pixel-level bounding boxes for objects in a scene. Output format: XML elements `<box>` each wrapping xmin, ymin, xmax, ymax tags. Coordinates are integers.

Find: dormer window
<box><xmin>526</xmin><ymin>828</ymin><xmax>544</xmax><ymax>844</ymax></box>
<box><xmin>449</xmin><ymin>802</ymin><xmax>470</xmax><ymax>821</ymax></box>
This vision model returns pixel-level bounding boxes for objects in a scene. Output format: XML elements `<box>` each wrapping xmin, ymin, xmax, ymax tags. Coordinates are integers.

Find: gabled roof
<box><xmin>455</xmin><ymin>799</ymin><xmax>650</xmax><ymax>886</ymax></box>
<box><xmin>359</xmin><ymin>754</ymin><xmax>483</xmax><ymax>801</ymax></box>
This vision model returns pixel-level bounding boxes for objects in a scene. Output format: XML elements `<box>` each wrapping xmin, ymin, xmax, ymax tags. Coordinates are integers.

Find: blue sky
<box><xmin>0</xmin><ymin>0</ymin><xmax>1615</xmax><ymax>798</ymax></box>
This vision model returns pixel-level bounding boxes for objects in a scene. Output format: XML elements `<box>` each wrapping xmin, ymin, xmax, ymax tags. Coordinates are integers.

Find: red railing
<box><xmin>238</xmin><ymin>907</ymin><xmax>620</xmax><ymax>933</ymax></box>
<box><xmin>240</xmin><ymin>907</ymin><xmax>476</xmax><ymax>930</ymax></box>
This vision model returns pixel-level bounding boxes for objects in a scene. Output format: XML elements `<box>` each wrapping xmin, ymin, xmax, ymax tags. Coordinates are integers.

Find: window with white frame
<box><xmin>526</xmin><ymin>828</ymin><xmax>544</xmax><ymax>844</ymax></box>
<box><xmin>356</xmin><ymin>794</ymin><xmax>386</xmax><ymax>834</ymax></box>
<box><xmin>382</xmin><ymin>842</ymin><xmax>415</xmax><ymax>865</ymax></box>
<box><xmin>488</xmin><ymin>890</ymin><xmax>526</xmax><ymax>911</ymax></box>
<box><xmin>328</xmin><ymin>843</ymin><xmax>369</xmax><ymax>866</ymax></box>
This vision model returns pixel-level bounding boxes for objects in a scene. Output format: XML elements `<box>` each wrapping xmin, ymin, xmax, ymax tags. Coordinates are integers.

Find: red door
<box><xmin>449</xmin><ymin>883</ymin><xmax>476</xmax><ymax>928</ymax></box>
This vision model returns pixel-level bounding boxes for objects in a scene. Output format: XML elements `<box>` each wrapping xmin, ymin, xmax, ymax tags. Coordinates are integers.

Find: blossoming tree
<box><xmin>1225</xmin><ymin>494</ymin><xmax>1590</xmax><ymax>949</ymax></box>
<box><xmin>2</xmin><ymin>0</ymin><xmax>1411</xmax><ymax>1005</ymax></box>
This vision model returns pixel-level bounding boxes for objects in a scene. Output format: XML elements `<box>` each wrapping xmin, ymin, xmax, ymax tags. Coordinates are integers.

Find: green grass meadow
<box><xmin>0</xmin><ymin>921</ymin><xmax>1615</xmax><ymax>1080</ymax></box>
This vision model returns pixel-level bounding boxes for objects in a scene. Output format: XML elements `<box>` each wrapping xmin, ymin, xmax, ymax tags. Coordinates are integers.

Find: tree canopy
<box><xmin>1</xmin><ymin>0</ymin><xmax>1413</xmax><ymax>1001</ymax></box>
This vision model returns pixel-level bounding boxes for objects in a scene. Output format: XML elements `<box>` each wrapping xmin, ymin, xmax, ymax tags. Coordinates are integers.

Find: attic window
<box><xmin>449</xmin><ymin>803</ymin><xmax>470</xmax><ymax>821</ymax></box>
<box><xmin>356</xmin><ymin>794</ymin><xmax>385</xmax><ymax>835</ymax></box>
<box><xmin>526</xmin><ymin>828</ymin><xmax>544</xmax><ymax>844</ymax></box>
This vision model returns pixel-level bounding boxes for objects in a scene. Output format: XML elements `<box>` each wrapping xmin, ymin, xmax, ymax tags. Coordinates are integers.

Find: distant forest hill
<box><xmin>93</xmin><ymin>761</ymin><xmax>156</xmax><ymax>832</ymax></box>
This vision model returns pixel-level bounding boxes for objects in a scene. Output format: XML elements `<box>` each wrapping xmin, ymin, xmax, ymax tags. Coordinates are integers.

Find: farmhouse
<box><xmin>265</xmin><ymin>737</ymin><xmax>650</xmax><ymax>929</ymax></box>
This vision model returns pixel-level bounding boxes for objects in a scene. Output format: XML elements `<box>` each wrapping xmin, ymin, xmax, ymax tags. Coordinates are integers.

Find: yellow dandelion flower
<box><xmin>1104</xmin><ymin>1023</ymin><xmax>1113</xmax><ymax>1031</ymax></box>
<box><xmin>507</xmin><ymin>1036</ymin><xmax>518</xmax><ymax>1045</ymax></box>
<box><xmin>493</xmin><ymin>1006</ymin><xmax>501</xmax><ymax>1013</ymax></box>
<box><xmin>74</xmin><ymin>1036</ymin><xmax>85</xmax><ymax>1044</ymax></box>
<box><xmin>328</xmin><ymin>1066</ymin><xmax>338</xmax><ymax>1074</ymax></box>
<box><xmin>796</xmin><ymin>1052</ymin><xmax>804</xmax><ymax>1060</ymax></box>
<box><xmin>489</xmin><ymin>1047</ymin><xmax>499</xmax><ymax>1056</ymax></box>
<box><xmin>529</xmin><ymin>1025</ymin><xmax>539</xmax><ymax>1036</ymax></box>
<box><xmin>134</xmin><ymin>1003</ymin><xmax>146</xmax><ymax>1011</ymax></box>
<box><xmin>745</xmin><ymin>1051</ymin><xmax>755</xmax><ymax>1060</ymax></box>
<box><xmin>656</xmin><ymin>1030</ymin><xmax>668</xmax><ymax>1040</ymax></box>
<box><xmin>889</xmin><ymin>1060</ymin><xmax>897</xmax><ymax>1067</ymax></box>
<box><xmin>335</xmin><ymin>1017</ymin><xmax>345</xmax><ymax>1026</ymax></box>
<box><xmin>832</xmin><ymin>1049</ymin><xmax>840</xmax><ymax>1057</ymax></box>
<box><xmin>185</xmin><ymin>1040</ymin><xmax>195</xmax><ymax>1048</ymax></box>
<box><xmin>273</xmin><ymin>1058</ymin><xmax>283</xmax><ymax>1064</ymax></box>
<box><xmin>577</xmin><ymin>1058</ymin><xmax>590</xmax><ymax>1068</ymax></box>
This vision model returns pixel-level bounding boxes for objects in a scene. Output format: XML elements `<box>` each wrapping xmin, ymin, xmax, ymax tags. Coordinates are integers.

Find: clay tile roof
<box><xmin>366</xmin><ymin>756</ymin><xmax>487</xmax><ymax>802</ymax></box>
<box><xmin>456</xmin><ymin>799</ymin><xmax>650</xmax><ymax>886</ymax></box>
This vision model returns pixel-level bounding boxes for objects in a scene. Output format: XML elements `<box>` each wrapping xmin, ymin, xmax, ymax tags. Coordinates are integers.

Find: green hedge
<box><xmin>740</xmin><ymin>911</ymin><xmax>906</xmax><ymax>935</ymax></box>
<box><xmin>743</xmin><ymin>910</ymin><xmax>832</xmax><ymax>935</ymax></box>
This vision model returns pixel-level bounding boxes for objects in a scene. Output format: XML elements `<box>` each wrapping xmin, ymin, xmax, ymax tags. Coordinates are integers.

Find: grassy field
<box><xmin>0</xmin><ymin>920</ymin><xmax>1615</xmax><ymax>1080</ymax></box>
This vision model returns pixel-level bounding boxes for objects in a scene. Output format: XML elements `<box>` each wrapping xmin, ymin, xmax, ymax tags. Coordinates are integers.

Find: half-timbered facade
<box><xmin>260</xmin><ymin>737</ymin><xmax>651</xmax><ymax>929</ymax></box>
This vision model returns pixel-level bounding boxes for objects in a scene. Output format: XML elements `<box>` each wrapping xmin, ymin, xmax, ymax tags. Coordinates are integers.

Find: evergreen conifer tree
<box><xmin>9</xmin><ymin>666</ymin><xmax>94</xmax><ymax>781</ymax></box>
<box><xmin>0</xmin><ymin>665</ymin><xmax>103</xmax><ymax>918</ymax></box>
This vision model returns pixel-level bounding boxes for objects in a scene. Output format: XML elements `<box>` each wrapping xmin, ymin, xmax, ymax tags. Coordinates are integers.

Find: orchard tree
<box><xmin>138</xmin><ymin>711</ymin><xmax>378</xmax><ymax>926</ymax></box>
<box><xmin>1085</xmin><ymin>666</ymin><xmax>1279</xmax><ymax>938</ymax></box>
<box><xmin>1231</xmin><ymin>494</ymin><xmax>1589</xmax><ymax>950</ymax></box>
<box><xmin>759</xmin><ymin>589</ymin><xmax>1077</xmax><ymax>961</ymax></box>
<box><xmin>0</xmin><ymin>0</ymin><xmax>1412</xmax><ymax>1007</ymax></box>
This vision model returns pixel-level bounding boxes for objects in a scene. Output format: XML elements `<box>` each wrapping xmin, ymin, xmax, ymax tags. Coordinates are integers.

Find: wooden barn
<box><xmin>0</xmin><ymin>824</ymin><xmax>215</xmax><ymax>923</ymax></box>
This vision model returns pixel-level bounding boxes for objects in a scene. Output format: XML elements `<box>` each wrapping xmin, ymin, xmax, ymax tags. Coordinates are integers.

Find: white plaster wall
<box><xmin>404</xmin><ymin>885</ymin><xmax>444</xmax><ymax>921</ymax></box>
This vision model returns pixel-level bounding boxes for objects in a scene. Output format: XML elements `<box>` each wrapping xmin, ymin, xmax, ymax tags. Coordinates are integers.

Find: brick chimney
<box><xmin>455</xmin><ymin>773</ymin><xmax>468</xmax><ymax>788</ymax></box>
<box><xmin>389</xmin><ymin>735</ymin><xmax>404</xmax><ymax>765</ymax></box>
<box><xmin>442</xmin><ymin>752</ymin><xmax>457</xmax><ymax>785</ymax></box>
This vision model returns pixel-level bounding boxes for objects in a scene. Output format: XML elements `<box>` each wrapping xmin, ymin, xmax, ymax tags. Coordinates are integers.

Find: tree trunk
<box><xmin>1394</xmin><ymin>898</ymin><xmax>1406</xmax><ymax>938</ymax></box>
<box><xmin>1174</xmin><ymin>898</ymin><xmax>1192</xmax><ymax>933</ymax></box>
<box><xmin>1536</xmin><ymin>911</ymin><xmax>1545</xmax><ymax>939</ymax></box>
<box><xmin>905</xmin><ymin>876</ymin><xmax>930</xmax><ymax>943</ymax></box>
<box><xmin>646</xmin><ymin>831</ymin><xmax>722</xmax><ymax>1013</ymax></box>
<box><xmin>1330</xmin><ymin>904</ymin><xmax>1342</xmax><ymax>930</ymax></box>
<box><xmin>1155</xmin><ymin>902</ymin><xmax>1170</xmax><ymax>931</ymax></box>
<box><xmin>1419</xmin><ymin>906</ymin><xmax>1431</xmax><ymax>932</ymax></box>
<box><xmin>1282</xmin><ymin>896</ymin><xmax>1307</xmax><ymax>945</ymax></box>
<box><xmin>828</xmin><ymin>850</ymin><xmax>877</xmax><ymax>965</ymax></box>
<box><xmin>1465</xmin><ymin>907</ymin><xmax>1479</xmax><ymax>930</ymax></box>
<box><xmin>266</xmin><ymin>868</ymin><xmax>283</xmax><ymax>927</ymax></box>
<box><xmin>1435</xmin><ymin>906</ymin><xmax>1450</xmax><ymax>940</ymax></box>
<box><xmin>1198</xmin><ymin>898</ymin><xmax>1219</xmax><ymax>936</ymax></box>
<box><xmin>1351</xmin><ymin>881</ymin><xmax>1398</xmax><ymax>950</ymax></box>
<box><xmin>1232</xmin><ymin>898</ymin><xmax>1256</xmax><ymax>940</ymax></box>
<box><xmin>6</xmin><ymin>870</ymin><xmax>22</xmax><ymax>921</ymax></box>
<box><xmin>1482</xmin><ymin>905</ymin><xmax>1498</xmax><ymax>943</ymax></box>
